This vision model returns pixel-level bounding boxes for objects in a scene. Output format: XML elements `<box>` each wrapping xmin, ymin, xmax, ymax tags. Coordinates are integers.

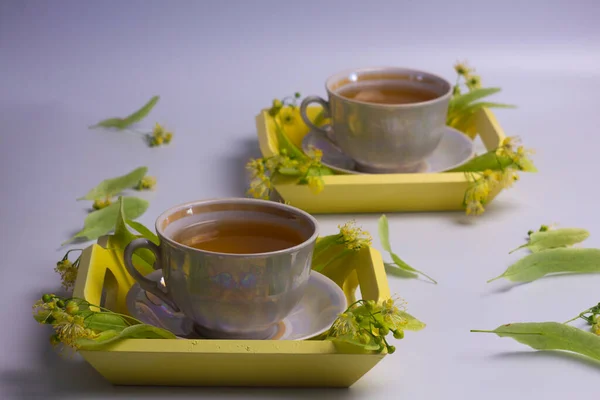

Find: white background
<box><xmin>1</xmin><ymin>0</ymin><xmax>600</xmax><ymax>398</ymax></box>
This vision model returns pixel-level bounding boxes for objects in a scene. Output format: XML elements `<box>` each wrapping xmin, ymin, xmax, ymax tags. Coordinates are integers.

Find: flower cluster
<box><xmin>453</xmin><ymin>61</ymin><xmax>482</xmax><ymax>94</ymax></box>
<box><xmin>92</xmin><ymin>198</ymin><xmax>112</xmax><ymax>210</ymax></box>
<box><xmin>570</xmin><ymin>302</ymin><xmax>600</xmax><ymax>335</ymax></box>
<box><xmin>147</xmin><ymin>123</ymin><xmax>173</xmax><ymax>147</ymax></box>
<box><xmin>338</xmin><ymin>220</ymin><xmax>373</xmax><ymax>250</ymax></box>
<box><xmin>33</xmin><ymin>295</ymin><xmax>98</xmax><ymax>351</ymax></box>
<box><xmin>463</xmin><ymin>136</ymin><xmax>536</xmax><ymax>215</ymax></box>
<box><xmin>246</xmin><ymin>93</ymin><xmax>331</xmax><ymax>200</ymax></box>
<box><xmin>54</xmin><ymin>250</ymin><xmax>82</xmax><ymax>291</ymax></box>
<box><xmin>327</xmin><ymin>297</ymin><xmax>415</xmax><ymax>353</ymax></box>
<box><xmin>136</xmin><ymin>175</ymin><xmax>157</xmax><ymax>191</ymax></box>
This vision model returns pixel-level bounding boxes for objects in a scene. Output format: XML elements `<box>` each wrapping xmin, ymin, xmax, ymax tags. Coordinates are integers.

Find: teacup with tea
<box><xmin>300</xmin><ymin>67</ymin><xmax>453</xmax><ymax>173</ymax></box>
<box><xmin>123</xmin><ymin>198</ymin><xmax>319</xmax><ymax>340</ymax></box>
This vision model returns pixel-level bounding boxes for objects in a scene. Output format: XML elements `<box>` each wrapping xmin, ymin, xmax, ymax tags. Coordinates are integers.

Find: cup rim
<box><xmin>154</xmin><ymin>197</ymin><xmax>320</xmax><ymax>258</ymax></box>
<box><xmin>325</xmin><ymin>66</ymin><xmax>453</xmax><ymax>108</ymax></box>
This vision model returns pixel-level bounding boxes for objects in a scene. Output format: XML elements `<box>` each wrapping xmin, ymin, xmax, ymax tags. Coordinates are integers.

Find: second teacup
<box><xmin>300</xmin><ymin>67</ymin><xmax>453</xmax><ymax>173</ymax></box>
<box><xmin>123</xmin><ymin>198</ymin><xmax>319</xmax><ymax>340</ymax></box>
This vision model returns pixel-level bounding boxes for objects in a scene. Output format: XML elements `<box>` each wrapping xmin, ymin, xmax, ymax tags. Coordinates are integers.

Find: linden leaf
<box><xmin>90</xmin><ymin>96</ymin><xmax>159</xmax><ymax>130</ymax></box>
<box><xmin>378</xmin><ymin>215</ymin><xmax>437</xmax><ymax>284</ymax></box>
<box><xmin>77</xmin><ymin>166</ymin><xmax>148</xmax><ymax>201</ymax></box>
<box><xmin>76</xmin><ymin>324</ymin><xmax>175</xmax><ymax>350</ymax></box>
<box><xmin>126</xmin><ymin>218</ymin><xmax>159</xmax><ymax>245</ymax></box>
<box><xmin>63</xmin><ymin>196</ymin><xmax>148</xmax><ymax>245</ymax></box>
<box><xmin>446</xmin><ymin>151</ymin><xmax>513</xmax><ymax>172</ymax></box>
<box><xmin>488</xmin><ymin>247</ymin><xmax>600</xmax><ymax>283</ymax></box>
<box><xmin>471</xmin><ymin>322</ymin><xmax>600</xmax><ymax>362</ymax></box>
<box><xmin>106</xmin><ymin>197</ymin><xmax>155</xmax><ymax>275</ymax></box>
<box><xmin>510</xmin><ymin>228</ymin><xmax>590</xmax><ymax>254</ymax></box>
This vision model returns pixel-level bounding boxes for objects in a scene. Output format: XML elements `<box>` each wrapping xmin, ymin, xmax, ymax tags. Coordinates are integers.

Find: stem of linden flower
<box><xmin>62</xmin><ymin>249</ymin><xmax>83</xmax><ymax>260</ymax></box>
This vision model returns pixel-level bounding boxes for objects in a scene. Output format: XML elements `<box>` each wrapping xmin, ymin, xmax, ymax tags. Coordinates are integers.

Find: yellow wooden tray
<box><xmin>255</xmin><ymin>107</ymin><xmax>505</xmax><ymax>214</ymax></box>
<box><xmin>73</xmin><ymin>237</ymin><xmax>392</xmax><ymax>387</ymax></box>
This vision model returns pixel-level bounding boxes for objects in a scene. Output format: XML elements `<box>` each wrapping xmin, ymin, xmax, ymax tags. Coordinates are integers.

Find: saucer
<box><xmin>125</xmin><ymin>270</ymin><xmax>347</xmax><ymax>341</ymax></box>
<box><xmin>302</xmin><ymin>126</ymin><xmax>474</xmax><ymax>174</ymax></box>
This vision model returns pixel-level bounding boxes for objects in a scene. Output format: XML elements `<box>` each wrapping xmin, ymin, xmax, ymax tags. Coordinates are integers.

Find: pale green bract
<box><xmin>77</xmin><ymin>166</ymin><xmax>148</xmax><ymax>201</ymax></box>
<box><xmin>63</xmin><ymin>196</ymin><xmax>149</xmax><ymax>244</ymax></box>
<box><xmin>488</xmin><ymin>247</ymin><xmax>600</xmax><ymax>283</ymax></box>
<box><xmin>471</xmin><ymin>322</ymin><xmax>600</xmax><ymax>362</ymax></box>
<box><xmin>90</xmin><ymin>96</ymin><xmax>159</xmax><ymax>130</ymax></box>
<box><xmin>510</xmin><ymin>228</ymin><xmax>590</xmax><ymax>253</ymax></box>
<box><xmin>76</xmin><ymin>324</ymin><xmax>176</xmax><ymax>350</ymax></box>
<box><xmin>126</xmin><ymin>218</ymin><xmax>160</xmax><ymax>245</ymax></box>
<box><xmin>378</xmin><ymin>215</ymin><xmax>437</xmax><ymax>284</ymax></box>
<box><xmin>106</xmin><ymin>197</ymin><xmax>155</xmax><ymax>275</ymax></box>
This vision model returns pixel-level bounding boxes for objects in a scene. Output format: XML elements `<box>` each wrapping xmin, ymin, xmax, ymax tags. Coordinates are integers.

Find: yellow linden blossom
<box><xmin>53</xmin><ymin>314</ymin><xmax>97</xmax><ymax>349</ymax></box>
<box><xmin>466</xmin><ymin>75</ymin><xmax>482</xmax><ymax>90</ymax></box>
<box><xmin>331</xmin><ymin>312</ymin><xmax>359</xmax><ymax>336</ymax></box>
<box><xmin>92</xmin><ymin>198</ymin><xmax>111</xmax><ymax>210</ymax></box>
<box><xmin>465</xmin><ymin>199</ymin><xmax>485</xmax><ymax>216</ymax></box>
<box><xmin>380</xmin><ymin>297</ymin><xmax>408</xmax><ymax>329</ymax></box>
<box><xmin>338</xmin><ymin>220</ymin><xmax>372</xmax><ymax>250</ymax></box>
<box><xmin>496</xmin><ymin>136</ymin><xmax>520</xmax><ymax>158</ymax></box>
<box><xmin>136</xmin><ymin>175</ymin><xmax>157</xmax><ymax>190</ymax></box>
<box><xmin>454</xmin><ymin>61</ymin><xmax>472</xmax><ymax>76</ymax></box>
<box><xmin>499</xmin><ymin>168</ymin><xmax>519</xmax><ymax>188</ymax></box>
<box><xmin>149</xmin><ymin>123</ymin><xmax>173</xmax><ymax>147</ymax></box>
<box><xmin>306</xmin><ymin>176</ymin><xmax>324</xmax><ymax>194</ymax></box>
<box><xmin>54</xmin><ymin>259</ymin><xmax>78</xmax><ymax>291</ymax></box>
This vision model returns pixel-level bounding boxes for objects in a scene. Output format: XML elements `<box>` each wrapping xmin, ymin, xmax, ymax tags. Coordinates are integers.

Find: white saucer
<box><xmin>302</xmin><ymin>126</ymin><xmax>474</xmax><ymax>174</ymax></box>
<box><xmin>125</xmin><ymin>270</ymin><xmax>347</xmax><ymax>341</ymax></box>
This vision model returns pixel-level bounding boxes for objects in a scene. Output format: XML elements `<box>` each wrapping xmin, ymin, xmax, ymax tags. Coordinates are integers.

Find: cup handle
<box><xmin>123</xmin><ymin>238</ymin><xmax>180</xmax><ymax>312</ymax></box>
<box><xmin>299</xmin><ymin>96</ymin><xmax>338</xmax><ymax>145</ymax></box>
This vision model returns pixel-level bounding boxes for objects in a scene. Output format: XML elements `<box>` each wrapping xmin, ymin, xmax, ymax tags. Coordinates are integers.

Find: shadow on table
<box><xmin>491</xmin><ymin>350</ymin><xmax>600</xmax><ymax>370</ymax></box>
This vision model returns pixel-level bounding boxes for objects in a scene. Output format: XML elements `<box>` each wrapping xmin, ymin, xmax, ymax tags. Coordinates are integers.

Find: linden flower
<box><xmin>53</xmin><ymin>315</ymin><xmax>97</xmax><ymax>349</ymax></box>
<box><xmin>136</xmin><ymin>175</ymin><xmax>157</xmax><ymax>191</ymax></box>
<box><xmin>306</xmin><ymin>176</ymin><xmax>324</xmax><ymax>194</ymax></box>
<box><xmin>148</xmin><ymin>123</ymin><xmax>173</xmax><ymax>147</ymax></box>
<box><xmin>54</xmin><ymin>259</ymin><xmax>79</xmax><ymax>291</ymax></box>
<box><xmin>498</xmin><ymin>168</ymin><xmax>519</xmax><ymax>189</ymax></box>
<box><xmin>469</xmin><ymin>180</ymin><xmax>490</xmax><ymax>202</ymax></box>
<box><xmin>305</xmin><ymin>146</ymin><xmax>323</xmax><ymax>162</ymax></box>
<box><xmin>454</xmin><ymin>61</ymin><xmax>472</xmax><ymax>76</ymax></box>
<box><xmin>512</xmin><ymin>146</ymin><xmax>536</xmax><ymax>172</ymax></box>
<box><xmin>338</xmin><ymin>220</ymin><xmax>372</xmax><ymax>250</ymax></box>
<box><xmin>496</xmin><ymin>136</ymin><xmax>520</xmax><ymax>158</ymax></box>
<box><xmin>466</xmin><ymin>75</ymin><xmax>482</xmax><ymax>90</ymax></box>
<box><xmin>381</xmin><ymin>297</ymin><xmax>408</xmax><ymax>330</ymax></box>
<box><xmin>331</xmin><ymin>312</ymin><xmax>359</xmax><ymax>336</ymax></box>
<box><xmin>92</xmin><ymin>198</ymin><xmax>111</xmax><ymax>210</ymax></box>
<box><xmin>465</xmin><ymin>199</ymin><xmax>485</xmax><ymax>216</ymax></box>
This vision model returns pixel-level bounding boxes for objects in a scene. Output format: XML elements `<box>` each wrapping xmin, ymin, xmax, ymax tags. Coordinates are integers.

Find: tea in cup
<box><xmin>123</xmin><ymin>198</ymin><xmax>319</xmax><ymax>339</ymax></box>
<box><xmin>300</xmin><ymin>67</ymin><xmax>452</xmax><ymax>173</ymax></box>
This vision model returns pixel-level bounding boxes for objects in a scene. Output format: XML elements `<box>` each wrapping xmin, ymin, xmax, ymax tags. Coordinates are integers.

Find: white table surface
<box><xmin>2</xmin><ymin>0</ymin><xmax>600</xmax><ymax>399</ymax></box>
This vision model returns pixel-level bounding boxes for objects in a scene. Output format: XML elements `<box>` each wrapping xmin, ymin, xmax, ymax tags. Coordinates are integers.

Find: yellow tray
<box><xmin>73</xmin><ymin>237</ymin><xmax>392</xmax><ymax>387</ymax></box>
<box><xmin>256</xmin><ymin>107</ymin><xmax>505</xmax><ymax>214</ymax></box>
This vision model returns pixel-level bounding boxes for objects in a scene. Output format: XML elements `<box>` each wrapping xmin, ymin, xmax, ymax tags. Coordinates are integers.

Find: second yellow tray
<box><xmin>256</xmin><ymin>107</ymin><xmax>505</xmax><ymax>214</ymax></box>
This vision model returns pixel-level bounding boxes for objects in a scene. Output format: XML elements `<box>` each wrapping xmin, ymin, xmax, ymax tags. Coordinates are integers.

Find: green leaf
<box><xmin>488</xmin><ymin>248</ymin><xmax>600</xmax><ymax>283</ymax></box>
<box><xmin>471</xmin><ymin>322</ymin><xmax>600</xmax><ymax>362</ymax></box>
<box><xmin>273</xmin><ymin>118</ymin><xmax>307</xmax><ymax>160</ymax></box>
<box><xmin>448</xmin><ymin>88</ymin><xmax>502</xmax><ymax>114</ymax></box>
<box><xmin>84</xmin><ymin>313</ymin><xmax>129</xmax><ymax>332</ymax></box>
<box><xmin>76</xmin><ymin>324</ymin><xmax>176</xmax><ymax>350</ymax></box>
<box><xmin>446</xmin><ymin>150</ymin><xmax>514</xmax><ymax>172</ymax></box>
<box><xmin>399</xmin><ymin>311</ymin><xmax>426</xmax><ymax>331</ymax></box>
<box><xmin>510</xmin><ymin>228</ymin><xmax>590</xmax><ymax>254</ymax></box>
<box><xmin>63</xmin><ymin>196</ymin><xmax>149</xmax><ymax>245</ymax></box>
<box><xmin>90</xmin><ymin>96</ymin><xmax>160</xmax><ymax>130</ymax></box>
<box><xmin>126</xmin><ymin>219</ymin><xmax>159</xmax><ymax>245</ymax></box>
<box><xmin>377</xmin><ymin>215</ymin><xmax>437</xmax><ymax>284</ymax></box>
<box><xmin>384</xmin><ymin>263</ymin><xmax>419</xmax><ymax>278</ymax></box>
<box><xmin>106</xmin><ymin>197</ymin><xmax>155</xmax><ymax>274</ymax></box>
<box><xmin>77</xmin><ymin>166</ymin><xmax>148</xmax><ymax>201</ymax></box>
